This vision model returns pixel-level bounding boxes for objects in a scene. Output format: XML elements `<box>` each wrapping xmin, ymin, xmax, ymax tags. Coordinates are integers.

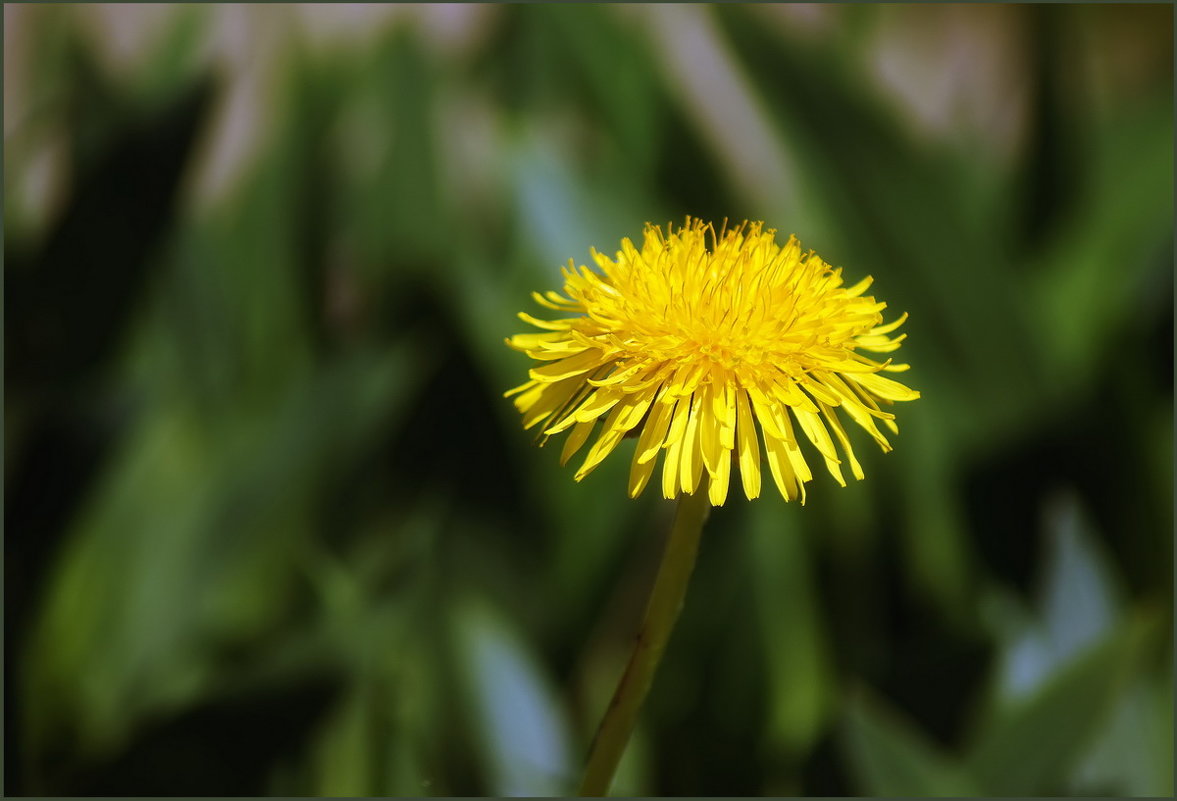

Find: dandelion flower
<box><xmin>505</xmin><ymin>218</ymin><xmax>920</xmax><ymax>507</ymax></box>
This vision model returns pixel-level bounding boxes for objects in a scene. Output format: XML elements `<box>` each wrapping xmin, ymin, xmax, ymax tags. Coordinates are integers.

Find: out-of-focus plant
<box><xmin>5</xmin><ymin>4</ymin><xmax>1171</xmax><ymax>797</ymax></box>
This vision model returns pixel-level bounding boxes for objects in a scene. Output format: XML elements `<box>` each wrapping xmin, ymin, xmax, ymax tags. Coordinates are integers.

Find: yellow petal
<box><xmin>662</xmin><ymin>425</ymin><xmax>684</xmax><ymax>499</ymax></box>
<box><xmin>855</xmin><ymin>332</ymin><xmax>907</xmax><ymax>353</ymax></box>
<box><xmin>843</xmin><ymin>274</ymin><xmax>874</xmax><ymax>297</ymax></box>
<box><xmin>521</xmin><ymin>378</ymin><xmax>581</xmax><ymax>430</ymax></box>
<box><xmin>820</xmin><ymin>402</ymin><xmax>864</xmax><ymax>481</ymax></box>
<box><xmin>523</xmin><ymin>344</ymin><xmax>592</xmax><ymax>361</ymax></box>
<box><xmin>736</xmin><ymin>390</ymin><xmax>762</xmax><ymax>500</ymax></box>
<box><xmin>867</xmin><ymin>311</ymin><xmax>908</xmax><ymax>336</ymax></box>
<box><xmin>793</xmin><ymin>407</ymin><xmax>840</xmax><ymax>463</ymax></box>
<box><xmin>699</xmin><ymin>382</ymin><xmax>725</xmax><ymax>475</ymax></box>
<box><xmin>776</xmin><ymin>409</ymin><xmax>813</xmax><ymax>483</ymax></box>
<box><xmin>746</xmin><ymin>383</ymin><xmax>784</xmax><ymax>440</ymax></box>
<box><xmin>561</xmin><ymin>419</ymin><xmax>597</xmax><ymax>465</ymax></box>
<box><xmin>679</xmin><ymin>394</ymin><xmax>704</xmax><ymax>494</ymax></box>
<box><xmin>763</xmin><ymin>429</ymin><xmax>799</xmax><ymax>503</ymax></box>
<box><xmin>628</xmin><ymin>441</ymin><xmax>657</xmax><ymax>498</ymax></box>
<box><xmin>514</xmin><ymin>384</ymin><xmax>545</xmax><ymax>415</ymax></box>
<box><xmin>767</xmin><ymin>374</ymin><xmax>818</xmax><ymax>413</ymax></box>
<box><xmin>572</xmin><ymin>389</ymin><xmax>622</xmax><ymax>423</ymax></box>
<box><xmin>615</xmin><ymin>386</ymin><xmax>658</xmax><ymax>432</ymax></box>
<box><xmin>714</xmin><ymin>378</ymin><xmax>736</xmax><ymax>450</ymax></box>
<box><xmin>847</xmin><ymin>370</ymin><xmax>921</xmax><ymax>402</ymax></box>
<box><xmin>636</xmin><ymin>393</ymin><xmax>678</xmax><ymax>464</ymax></box>
<box><xmin>517</xmin><ymin>311</ymin><xmax>574</xmax><ymax>330</ymax></box>
<box><xmin>505</xmin><ymin>332</ymin><xmax>564</xmax><ymax>352</ymax></box>
<box><xmin>663</xmin><ymin>391</ymin><xmax>693</xmax><ymax>449</ymax></box>
<box><xmin>708</xmin><ymin>449</ymin><xmax>732</xmax><ymax>506</ymax></box>
<box><xmin>684</xmin><ymin>360</ymin><xmax>714</xmax><ymax>396</ymax></box>
<box><xmin>531</xmin><ymin>290</ymin><xmax>579</xmax><ymax>311</ymax></box>
<box><xmin>616</xmin><ymin>364</ymin><xmax>671</xmax><ymax>394</ymax></box>
<box><xmin>798</xmin><ymin>375</ymin><xmax>842</xmax><ymax>407</ymax></box>
<box><xmin>575</xmin><ymin>405</ymin><xmax>627</xmax><ymax>480</ymax></box>
<box><xmin>586</xmin><ymin>362</ymin><xmax>645</xmax><ymax>388</ymax></box>
<box><xmin>504</xmin><ymin>379</ymin><xmax>538</xmax><ymax>400</ymax></box>
<box><xmin>529</xmin><ymin>349</ymin><xmax>607</xmax><ymax>382</ymax></box>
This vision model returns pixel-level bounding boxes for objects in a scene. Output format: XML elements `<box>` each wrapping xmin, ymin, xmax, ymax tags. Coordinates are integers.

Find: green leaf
<box><xmin>746</xmin><ymin>498</ymin><xmax>832</xmax><ymax>757</ymax></box>
<box><xmin>964</xmin><ymin>609</ymin><xmax>1160</xmax><ymax>795</ymax></box>
<box><xmin>890</xmin><ymin>392</ymin><xmax>975</xmax><ymax>616</ymax></box>
<box><xmin>1070</xmin><ymin>660</ymin><xmax>1174</xmax><ymax>796</ymax></box>
<box><xmin>538</xmin><ymin>5</ymin><xmax>661</xmax><ymax>179</ymax></box>
<box><xmin>23</xmin><ymin>344</ymin><xmax>425</xmax><ymax>758</ymax></box>
<box><xmin>988</xmin><ymin>491</ymin><xmax>1122</xmax><ymax>703</ymax></box>
<box><xmin>968</xmin><ymin>493</ymin><xmax>1158</xmax><ymax>794</ymax></box>
<box><xmin>842</xmin><ymin>686</ymin><xmax>982</xmax><ymax>796</ymax></box>
<box><xmin>1029</xmin><ymin>98</ymin><xmax>1173</xmax><ymax>394</ymax></box>
<box><xmin>312</xmin><ymin>680</ymin><xmax>377</xmax><ymax>797</ymax></box>
<box><xmin>450</xmin><ymin>595</ymin><xmax>575</xmax><ymax>796</ymax></box>
<box><xmin>359</xmin><ymin>27</ymin><xmax>449</xmax><ymax>267</ymax></box>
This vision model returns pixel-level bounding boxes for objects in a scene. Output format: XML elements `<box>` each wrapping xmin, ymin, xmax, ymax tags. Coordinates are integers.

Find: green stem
<box><xmin>578</xmin><ymin>489</ymin><xmax>711</xmax><ymax>797</ymax></box>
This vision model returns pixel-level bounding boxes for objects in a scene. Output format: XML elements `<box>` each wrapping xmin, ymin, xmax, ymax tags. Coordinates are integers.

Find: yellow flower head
<box><xmin>505</xmin><ymin>218</ymin><xmax>920</xmax><ymax>506</ymax></box>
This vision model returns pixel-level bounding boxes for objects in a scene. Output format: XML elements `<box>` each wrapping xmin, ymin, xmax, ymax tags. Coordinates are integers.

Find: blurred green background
<box><xmin>4</xmin><ymin>3</ymin><xmax>1173</xmax><ymax>796</ymax></box>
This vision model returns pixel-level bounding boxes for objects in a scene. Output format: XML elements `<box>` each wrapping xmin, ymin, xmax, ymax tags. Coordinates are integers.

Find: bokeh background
<box><xmin>5</xmin><ymin>3</ymin><xmax>1173</xmax><ymax>796</ymax></box>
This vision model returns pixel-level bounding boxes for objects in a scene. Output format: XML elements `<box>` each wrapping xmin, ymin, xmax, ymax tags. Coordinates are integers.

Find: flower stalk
<box><xmin>578</xmin><ymin>488</ymin><xmax>712</xmax><ymax>796</ymax></box>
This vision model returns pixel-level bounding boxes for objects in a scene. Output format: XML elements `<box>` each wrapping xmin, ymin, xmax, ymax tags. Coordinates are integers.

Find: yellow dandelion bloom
<box><xmin>504</xmin><ymin>218</ymin><xmax>920</xmax><ymax>507</ymax></box>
